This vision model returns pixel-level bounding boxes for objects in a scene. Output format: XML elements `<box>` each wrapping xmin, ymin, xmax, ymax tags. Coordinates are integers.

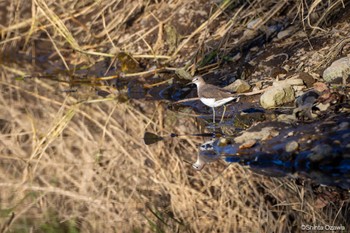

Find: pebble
<box><xmin>339</xmin><ymin>122</ymin><xmax>349</xmax><ymax>130</ymax></box>
<box><xmin>295</xmin><ymin>90</ymin><xmax>319</xmax><ymax>108</ymax></box>
<box><xmin>298</xmin><ymin>72</ymin><xmax>315</xmax><ymax>88</ymax></box>
<box><xmin>273</xmin><ymin>78</ymin><xmax>304</xmax><ymax>87</ymax></box>
<box><xmin>260</xmin><ymin>83</ymin><xmax>295</xmax><ymax>108</ymax></box>
<box><xmin>313</xmin><ymin>82</ymin><xmax>329</xmax><ymax>93</ymax></box>
<box><xmin>323</xmin><ymin>57</ymin><xmax>350</xmax><ymax>83</ymax></box>
<box><xmin>315</xmin><ymin>102</ymin><xmax>330</xmax><ymax>111</ymax></box>
<box><xmin>239</xmin><ymin>139</ymin><xmax>256</xmax><ymax>149</ymax></box>
<box><xmin>270</xmin><ymin>67</ymin><xmax>287</xmax><ymax>79</ymax></box>
<box><xmin>234</xmin><ymin>127</ymin><xmax>279</xmax><ymax>144</ymax></box>
<box><xmin>308</xmin><ymin>144</ymin><xmax>333</xmax><ymax>162</ymax></box>
<box><xmin>225</xmin><ymin>79</ymin><xmax>251</xmax><ymax>93</ymax></box>
<box><xmin>285</xmin><ymin>141</ymin><xmax>299</xmax><ymax>152</ymax></box>
<box><xmin>277</xmin><ymin>114</ymin><xmax>297</xmax><ymax>123</ymax></box>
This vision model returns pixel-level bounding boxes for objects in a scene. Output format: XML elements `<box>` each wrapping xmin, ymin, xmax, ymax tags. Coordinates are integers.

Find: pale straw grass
<box><xmin>0</xmin><ymin>0</ymin><xmax>349</xmax><ymax>232</ymax></box>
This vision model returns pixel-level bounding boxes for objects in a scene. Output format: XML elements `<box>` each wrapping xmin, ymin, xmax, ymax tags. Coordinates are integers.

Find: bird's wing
<box><xmin>199</xmin><ymin>84</ymin><xmax>235</xmax><ymax>98</ymax></box>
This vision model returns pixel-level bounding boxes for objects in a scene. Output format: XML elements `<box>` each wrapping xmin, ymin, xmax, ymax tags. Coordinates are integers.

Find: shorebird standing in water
<box><xmin>191</xmin><ymin>76</ymin><xmax>239</xmax><ymax>123</ymax></box>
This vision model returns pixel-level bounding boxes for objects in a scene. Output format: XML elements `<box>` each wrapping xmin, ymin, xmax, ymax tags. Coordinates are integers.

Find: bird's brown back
<box><xmin>198</xmin><ymin>84</ymin><xmax>235</xmax><ymax>99</ymax></box>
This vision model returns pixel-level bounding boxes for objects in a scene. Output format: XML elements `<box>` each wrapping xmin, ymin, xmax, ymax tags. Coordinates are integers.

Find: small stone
<box><xmin>339</xmin><ymin>122</ymin><xmax>349</xmax><ymax>130</ymax></box>
<box><xmin>225</xmin><ymin>79</ymin><xmax>251</xmax><ymax>93</ymax></box>
<box><xmin>298</xmin><ymin>72</ymin><xmax>315</xmax><ymax>88</ymax></box>
<box><xmin>273</xmin><ymin>78</ymin><xmax>304</xmax><ymax>87</ymax></box>
<box><xmin>292</xmin><ymin>86</ymin><xmax>305</xmax><ymax>92</ymax></box>
<box><xmin>294</xmin><ymin>90</ymin><xmax>321</xmax><ymax>119</ymax></box>
<box><xmin>315</xmin><ymin>102</ymin><xmax>330</xmax><ymax>111</ymax></box>
<box><xmin>323</xmin><ymin>57</ymin><xmax>350</xmax><ymax>83</ymax></box>
<box><xmin>260</xmin><ymin>84</ymin><xmax>295</xmax><ymax>109</ymax></box>
<box><xmin>308</xmin><ymin>144</ymin><xmax>333</xmax><ymax>162</ymax></box>
<box><xmin>285</xmin><ymin>141</ymin><xmax>299</xmax><ymax>152</ymax></box>
<box><xmin>295</xmin><ymin>90</ymin><xmax>319</xmax><ymax>107</ymax></box>
<box><xmin>239</xmin><ymin>140</ymin><xmax>256</xmax><ymax>149</ymax></box>
<box><xmin>254</xmin><ymin>81</ymin><xmax>263</xmax><ymax>90</ymax></box>
<box><xmin>277</xmin><ymin>114</ymin><xmax>297</xmax><ymax>123</ymax></box>
<box><xmin>313</xmin><ymin>82</ymin><xmax>329</xmax><ymax>93</ymax></box>
<box><xmin>234</xmin><ymin>127</ymin><xmax>279</xmax><ymax>144</ymax></box>
<box><xmin>270</xmin><ymin>67</ymin><xmax>287</xmax><ymax>79</ymax></box>
<box><xmin>217</xmin><ymin>137</ymin><xmax>229</xmax><ymax>146</ymax></box>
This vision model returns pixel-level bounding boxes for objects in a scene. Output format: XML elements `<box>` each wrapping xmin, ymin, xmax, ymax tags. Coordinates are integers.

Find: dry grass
<box><xmin>0</xmin><ymin>0</ymin><xmax>349</xmax><ymax>232</ymax></box>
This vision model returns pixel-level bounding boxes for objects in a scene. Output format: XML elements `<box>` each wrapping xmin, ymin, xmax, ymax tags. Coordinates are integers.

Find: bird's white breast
<box><xmin>200</xmin><ymin>97</ymin><xmax>236</xmax><ymax>107</ymax></box>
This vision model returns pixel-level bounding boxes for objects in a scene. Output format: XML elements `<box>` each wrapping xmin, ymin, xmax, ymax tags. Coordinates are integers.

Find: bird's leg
<box><xmin>212</xmin><ymin>107</ymin><xmax>215</xmax><ymax>123</ymax></box>
<box><xmin>220</xmin><ymin>105</ymin><xmax>227</xmax><ymax>123</ymax></box>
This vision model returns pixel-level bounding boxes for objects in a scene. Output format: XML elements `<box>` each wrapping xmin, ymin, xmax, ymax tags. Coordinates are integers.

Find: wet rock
<box><xmin>296</xmin><ymin>90</ymin><xmax>320</xmax><ymax>107</ymax></box>
<box><xmin>276</xmin><ymin>78</ymin><xmax>304</xmax><ymax>87</ymax></box>
<box><xmin>239</xmin><ymin>139</ymin><xmax>256</xmax><ymax>149</ymax></box>
<box><xmin>308</xmin><ymin>144</ymin><xmax>333</xmax><ymax>162</ymax></box>
<box><xmin>277</xmin><ymin>114</ymin><xmax>297</xmax><ymax>123</ymax></box>
<box><xmin>234</xmin><ymin>127</ymin><xmax>279</xmax><ymax>144</ymax></box>
<box><xmin>315</xmin><ymin>102</ymin><xmax>330</xmax><ymax>112</ymax></box>
<box><xmin>285</xmin><ymin>141</ymin><xmax>299</xmax><ymax>152</ymax></box>
<box><xmin>260</xmin><ymin>83</ymin><xmax>295</xmax><ymax>109</ymax></box>
<box><xmin>225</xmin><ymin>79</ymin><xmax>251</xmax><ymax>93</ymax></box>
<box><xmin>270</xmin><ymin>67</ymin><xmax>287</xmax><ymax>79</ymax></box>
<box><xmin>294</xmin><ymin>90</ymin><xmax>320</xmax><ymax>120</ymax></box>
<box><xmin>322</xmin><ymin>57</ymin><xmax>350</xmax><ymax>83</ymax></box>
<box><xmin>313</xmin><ymin>82</ymin><xmax>329</xmax><ymax>93</ymax></box>
<box><xmin>298</xmin><ymin>72</ymin><xmax>315</xmax><ymax>88</ymax></box>
<box><xmin>338</xmin><ymin>122</ymin><xmax>349</xmax><ymax>130</ymax></box>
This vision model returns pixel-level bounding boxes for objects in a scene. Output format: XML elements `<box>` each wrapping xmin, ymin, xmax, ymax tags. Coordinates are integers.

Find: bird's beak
<box><xmin>186</xmin><ymin>81</ymin><xmax>194</xmax><ymax>86</ymax></box>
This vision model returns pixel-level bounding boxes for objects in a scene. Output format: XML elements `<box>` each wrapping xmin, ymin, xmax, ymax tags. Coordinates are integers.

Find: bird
<box><xmin>192</xmin><ymin>138</ymin><xmax>231</xmax><ymax>170</ymax></box>
<box><xmin>191</xmin><ymin>76</ymin><xmax>239</xmax><ymax>123</ymax></box>
<box><xmin>192</xmin><ymin>139</ymin><xmax>219</xmax><ymax>171</ymax></box>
